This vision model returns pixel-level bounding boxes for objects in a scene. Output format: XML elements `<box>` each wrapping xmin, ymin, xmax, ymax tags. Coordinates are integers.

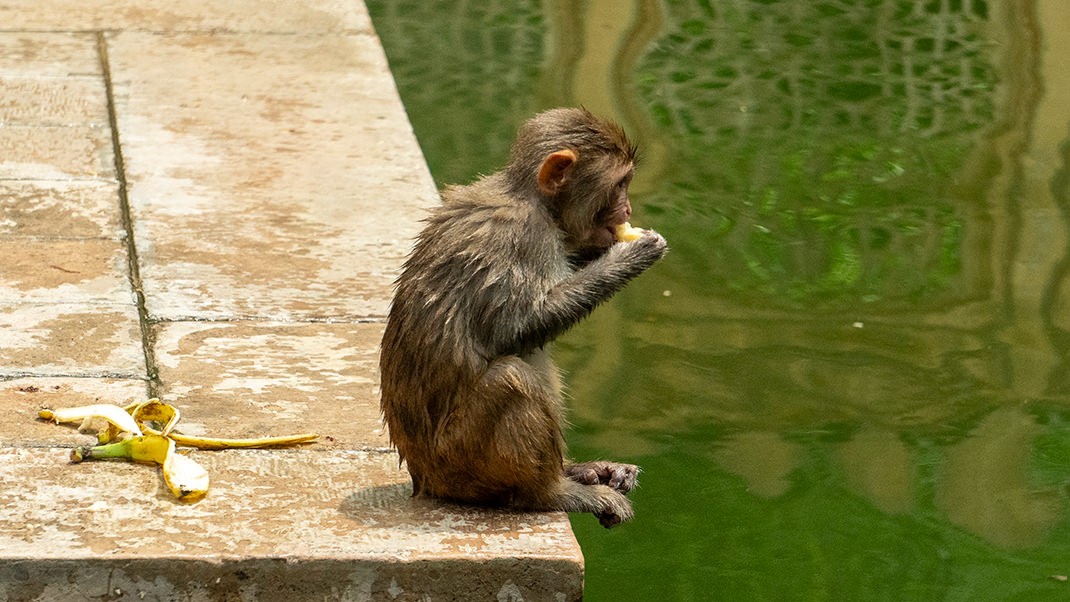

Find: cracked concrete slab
<box><xmin>0</xmin><ymin>0</ymin><xmax>373</xmax><ymax>34</ymax></box>
<box><xmin>111</xmin><ymin>32</ymin><xmax>433</xmax><ymax>321</ymax></box>
<box><xmin>0</xmin><ymin>447</ymin><xmax>582</xmax><ymax>601</ymax></box>
<box><xmin>153</xmin><ymin>321</ymin><xmax>389</xmax><ymax>449</ymax></box>
<box><xmin>0</xmin><ymin>180</ymin><xmax>123</xmax><ymax>239</ymax></box>
<box><xmin>0</xmin><ymin>303</ymin><xmax>144</xmax><ymax>378</ymax></box>
<box><xmin>0</xmin><ymin>2</ymin><xmax>586</xmax><ymax>599</ymax></box>
<box><xmin>0</xmin><ymin>239</ymin><xmax>133</xmax><ymax>304</ymax></box>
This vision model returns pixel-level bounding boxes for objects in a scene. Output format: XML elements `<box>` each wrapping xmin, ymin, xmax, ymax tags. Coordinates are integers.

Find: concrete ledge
<box><xmin>2</xmin><ymin>557</ymin><xmax>582</xmax><ymax>602</ymax></box>
<box><xmin>0</xmin><ymin>450</ymin><xmax>581</xmax><ymax>601</ymax></box>
<box><xmin>0</xmin><ymin>1</ymin><xmax>586</xmax><ymax>598</ymax></box>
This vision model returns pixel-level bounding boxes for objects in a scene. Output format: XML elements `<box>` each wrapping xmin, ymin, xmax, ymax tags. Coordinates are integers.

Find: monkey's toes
<box><xmin>597</xmin><ymin>511</ymin><xmax>623</xmax><ymax>529</ymax></box>
<box><xmin>594</xmin><ymin>492</ymin><xmax>634</xmax><ymax>529</ymax></box>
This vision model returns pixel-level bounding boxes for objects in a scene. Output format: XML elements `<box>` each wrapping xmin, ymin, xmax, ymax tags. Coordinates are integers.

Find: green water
<box><xmin>366</xmin><ymin>1</ymin><xmax>1070</xmax><ymax>599</ymax></box>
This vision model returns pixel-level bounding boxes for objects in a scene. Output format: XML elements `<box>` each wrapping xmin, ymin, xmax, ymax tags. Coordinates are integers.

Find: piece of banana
<box><xmin>39</xmin><ymin>404</ymin><xmax>142</xmax><ymax>437</ymax></box>
<box><xmin>71</xmin><ymin>434</ymin><xmax>209</xmax><ymax>501</ymax></box>
<box><xmin>613</xmin><ymin>221</ymin><xmax>645</xmax><ymax>242</ymax></box>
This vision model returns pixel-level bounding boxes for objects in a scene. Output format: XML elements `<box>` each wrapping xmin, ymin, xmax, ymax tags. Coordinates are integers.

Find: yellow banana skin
<box><xmin>71</xmin><ymin>433</ymin><xmax>169</xmax><ymax>463</ymax></box>
<box><xmin>123</xmin><ymin>399</ymin><xmax>314</xmax><ymax>448</ymax></box>
<box><xmin>127</xmin><ymin>399</ymin><xmax>181</xmax><ymax>437</ymax></box>
<box><xmin>42</xmin><ymin>399</ymin><xmax>313</xmax><ymax>501</ymax></box>
<box><xmin>164</xmin><ymin>431</ymin><xmax>319</xmax><ymax>449</ymax></box>
<box><xmin>39</xmin><ymin>404</ymin><xmax>142</xmax><ymax>437</ymax></box>
<box><xmin>71</xmin><ymin>434</ymin><xmax>209</xmax><ymax>501</ymax></box>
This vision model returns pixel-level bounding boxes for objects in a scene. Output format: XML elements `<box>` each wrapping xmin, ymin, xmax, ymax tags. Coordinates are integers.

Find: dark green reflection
<box><xmin>367</xmin><ymin>0</ymin><xmax>1070</xmax><ymax>600</ymax></box>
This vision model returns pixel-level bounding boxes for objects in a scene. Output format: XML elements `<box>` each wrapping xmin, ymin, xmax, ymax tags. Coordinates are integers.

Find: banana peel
<box><xmin>71</xmin><ymin>434</ymin><xmax>209</xmax><ymax>501</ymax></box>
<box><xmin>120</xmin><ymin>399</ymin><xmax>316</xmax><ymax>449</ymax></box>
<box><xmin>162</xmin><ymin>432</ymin><xmax>319</xmax><ymax>450</ymax></box>
<box><xmin>39</xmin><ymin>399</ymin><xmax>318</xmax><ymax>501</ymax></box>
<box><xmin>128</xmin><ymin>399</ymin><xmax>181</xmax><ymax>437</ymax></box>
<box><xmin>38</xmin><ymin>404</ymin><xmax>143</xmax><ymax>438</ymax></box>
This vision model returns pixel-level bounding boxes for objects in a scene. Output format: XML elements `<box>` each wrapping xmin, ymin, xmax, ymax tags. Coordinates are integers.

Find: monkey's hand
<box><xmin>498</xmin><ymin>228</ymin><xmax>665</xmax><ymax>356</ymax></box>
<box><xmin>565</xmin><ymin>461</ymin><xmax>640</xmax><ymax>494</ymax></box>
<box><xmin>613</xmin><ymin>227</ymin><xmax>667</xmax><ymax>270</ymax></box>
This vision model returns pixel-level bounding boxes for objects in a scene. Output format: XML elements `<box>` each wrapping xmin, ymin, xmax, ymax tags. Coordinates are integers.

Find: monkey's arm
<box><xmin>497</xmin><ymin>231</ymin><xmax>666</xmax><ymax>355</ymax></box>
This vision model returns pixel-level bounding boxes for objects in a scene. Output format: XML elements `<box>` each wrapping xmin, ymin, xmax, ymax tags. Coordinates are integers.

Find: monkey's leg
<box><xmin>479</xmin><ymin>358</ymin><xmax>635</xmax><ymax>527</ymax></box>
<box><xmin>418</xmin><ymin>355</ymin><xmax>565</xmax><ymax>506</ymax></box>
<box><xmin>564</xmin><ymin>461</ymin><xmax>639</xmax><ymax>494</ymax></box>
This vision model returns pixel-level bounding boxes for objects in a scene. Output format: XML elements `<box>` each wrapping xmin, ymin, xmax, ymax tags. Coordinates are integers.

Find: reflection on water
<box><xmin>367</xmin><ymin>0</ymin><xmax>1070</xmax><ymax>599</ymax></box>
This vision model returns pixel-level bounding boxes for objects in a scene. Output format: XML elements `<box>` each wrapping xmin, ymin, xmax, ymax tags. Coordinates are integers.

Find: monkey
<box><xmin>379</xmin><ymin>107</ymin><xmax>666</xmax><ymax>528</ymax></box>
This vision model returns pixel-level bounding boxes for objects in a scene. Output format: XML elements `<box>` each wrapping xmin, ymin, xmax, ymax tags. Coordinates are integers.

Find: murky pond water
<box><xmin>367</xmin><ymin>1</ymin><xmax>1070</xmax><ymax>599</ymax></box>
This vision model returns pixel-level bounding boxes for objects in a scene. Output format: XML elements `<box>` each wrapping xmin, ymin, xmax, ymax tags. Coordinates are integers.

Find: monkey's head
<box><xmin>507</xmin><ymin>108</ymin><xmax>637</xmax><ymax>258</ymax></box>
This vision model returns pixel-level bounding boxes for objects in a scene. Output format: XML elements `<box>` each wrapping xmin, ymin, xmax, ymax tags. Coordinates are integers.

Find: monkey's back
<box><xmin>379</xmin><ymin>173</ymin><xmax>567</xmax><ymax>494</ymax></box>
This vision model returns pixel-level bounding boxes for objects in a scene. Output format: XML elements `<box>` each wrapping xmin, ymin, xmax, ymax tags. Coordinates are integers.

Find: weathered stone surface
<box><xmin>0</xmin><ymin>377</ymin><xmax>149</xmax><ymax>446</ymax></box>
<box><xmin>0</xmin><ymin>239</ymin><xmax>132</xmax><ymax>304</ymax></box>
<box><xmin>0</xmin><ymin>76</ymin><xmax>109</xmax><ymax>125</ymax></box>
<box><xmin>153</xmin><ymin>321</ymin><xmax>388</xmax><ymax>449</ymax></box>
<box><xmin>0</xmin><ymin>125</ymin><xmax>114</xmax><ymax>180</ymax></box>
<box><xmin>0</xmin><ymin>33</ymin><xmax>102</xmax><ymax>77</ymax></box>
<box><xmin>0</xmin><ymin>0</ymin><xmax>372</xmax><ymax>33</ymax></box>
<box><xmin>0</xmin><ymin>2</ymin><xmax>585</xmax><ymax>598</ymax></box>
<box><xmin>0</xmin><ymin>447</ymin><xmax>584</xmax><ymax>601</ymax></box>
<box><xmin>0</xmin><ymin>180</ymin><xmax>123</xmax><ymax>239</ymax></box>
<box><xmin>110</xmin><ymin>32</ymin><xmax>433</xmax><ymax>321</ymax></box>
<box><xmin>0</xmin><ymin>303</ymin><xmax>144</xmax><ymax>378</ymax></box>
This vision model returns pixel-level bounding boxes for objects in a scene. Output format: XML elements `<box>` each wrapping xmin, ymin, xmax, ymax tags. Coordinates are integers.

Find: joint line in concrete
<box><xmin>96</xmin><ymin>31</ymin><xmax>160</xmax><ymax>398</ymax></box>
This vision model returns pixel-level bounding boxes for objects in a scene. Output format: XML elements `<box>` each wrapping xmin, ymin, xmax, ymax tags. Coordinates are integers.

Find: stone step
<box><xmin>0</xmin><ymin>2</ymin><xmax>585</xmax><ymax>599</ymax></box>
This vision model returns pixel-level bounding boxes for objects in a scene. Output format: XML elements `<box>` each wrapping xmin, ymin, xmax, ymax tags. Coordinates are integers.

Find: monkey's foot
<box><xmin>597</xmin><ymin>510</ymin><xmax>624</xmax><ymax>529</ymax></box>
<box><xmin>565</xmin><ymin>461</ymin><xmax>639</xmax><ymax>494</ymax></box>
<box><xmin>594</xmin><ymin>490</ymin><xmax>634</xmax><ymax>529</ymax></box>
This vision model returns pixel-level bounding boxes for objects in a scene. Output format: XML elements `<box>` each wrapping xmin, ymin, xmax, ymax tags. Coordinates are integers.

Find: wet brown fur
<box><xmin>379</xmin><ymin>108</ymin><xmax>666</xmax><ymax>527</ymax></box>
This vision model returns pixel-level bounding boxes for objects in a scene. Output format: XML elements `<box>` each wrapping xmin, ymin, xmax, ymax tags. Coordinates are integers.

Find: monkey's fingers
<box><xmin>606</xmin><ymin>464</ymin><xmax>640</xmax><ymax>494</ymax></box>
<box><xmin>566</xmin><ymin>461</ymin><xmax>639</xmax><ymax>494</ymax></box>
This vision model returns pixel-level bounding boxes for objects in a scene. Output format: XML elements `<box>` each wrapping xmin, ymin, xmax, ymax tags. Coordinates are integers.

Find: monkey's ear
<box><xmin>537</xmin><ymin>149</ymin><xmax>577</xmax><ymax>196</ymax></box>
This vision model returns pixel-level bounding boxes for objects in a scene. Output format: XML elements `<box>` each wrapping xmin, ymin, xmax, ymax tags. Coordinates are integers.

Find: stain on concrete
<box><xmin>154</xmin><ymin>321</ymin><xmax>387</xmax><ymax>448</ymax></box>
<box><xmin>0</xmin><ymin>304</ymin><xmax>144</xmax><ymax>377</ymax></box>
<box><xmin>111</xmin><ymin>32</ymin><xmax>434</xmax><ymax>321</ymax></box>
<box><xmin>0</xmin><ymin>239</ymin><xmax>131</xmax><ymax>303</ymax></box>
<box><xmin>0</xmin><ymin>125</ymin><xmax>114</xmax><ymax>180</ymax></box>
<box><xmin>0</xmin><ymin>33</ymin><xmax>102</xmax><ymax>77</ymax></box>
<box><xmin>0</xmin><ymin>0</ymin><xmax>373</xmax><ymax>33</ymax></box>
<box><xmin>0</xmin><ymin>377</ymin><xmax>150</xmax><ymax>446</ymax></box>
<box><xmin>0</xmin><ymin>180</ymin><xmax>123</xmax><ymax>239</ymax></box>
<box><xmin>0</xmin><ymin>446</ymin><xmax>583</xmax><ymax>597</ymax></box>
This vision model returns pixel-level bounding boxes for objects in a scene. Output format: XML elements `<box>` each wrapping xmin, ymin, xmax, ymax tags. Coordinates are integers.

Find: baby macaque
<box><xmin>380</xmin><ymin>108</ymin><xmax>666</xmax><ymax>527</ymax></box>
